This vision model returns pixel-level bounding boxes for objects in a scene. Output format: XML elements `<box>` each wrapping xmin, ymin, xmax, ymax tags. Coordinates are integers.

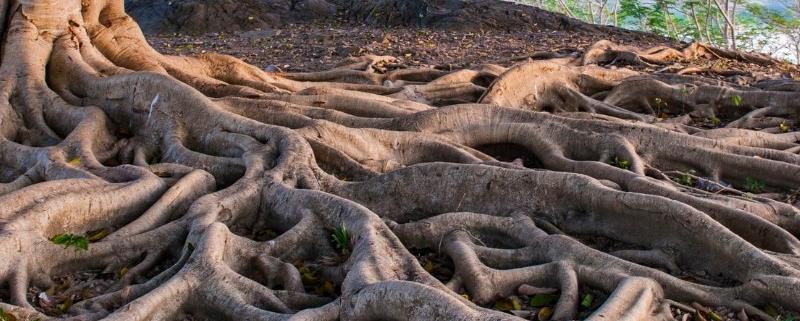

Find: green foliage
<box><xmin>675</xmin><ymin>172</ymin><xmax>693</xmax><ymax>187</ymax></box>
<box><xmin>580</xmin><ymin>293</ymin><xmax>595</xmax><ymax>308</ymax></box>
<box><xmin>745</xmin><ymin>177</ymin><xmax>766</xmax><ymax>193</ymax></box>
<box><xmin>50</xmin><ymin>233</ymin><xmax>89</xmax><ymax>251</ymax></box>
<box><xmin>730</xmin><ymin>94</ymin><xmax>742</xmax><ymax>107</ymax></box>
<box><xmin>530</xmin><ymin>294</ymin><xmax>558</xmax><ymax>307</ymax></box>
<box><xmin>518</xmin><ymin>0</ymin><xmax>798</xmax><ymax>62</ymax></box>
<box><xmin>610</xmin><ymin>157</ymin><xmax>631</xmax><ymax>170</ymax></box>
<box><xmin>619</xmin><ymin>0</ymin><xmax>651</xmax><ymax>29</ymax></box>
<box><xmin>331</xmin><ymin>223</ymin><xmax>351</xmax><ymax>255</ymax></box>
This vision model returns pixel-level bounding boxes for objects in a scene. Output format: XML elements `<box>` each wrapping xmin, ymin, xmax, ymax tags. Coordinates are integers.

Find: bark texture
<box><xmin>1</xmin><ymin>1</ymin><xmax>800</xmax><ymax>321</ymax></box>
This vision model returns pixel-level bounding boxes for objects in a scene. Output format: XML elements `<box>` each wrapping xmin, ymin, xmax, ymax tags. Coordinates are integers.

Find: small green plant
<box><xmin>609</xmin><ymin>157</ymin><xmax>630</xmax><ymax>170</ymax></box>
<box><xmin>710</xmin><ymin>116</ymin><xmax>721</xmax><ymax>126</ymax></box>
<box><xmin>745</xmin><ymin>177</ymin><xmax>766</xmax><ymax>193</ymax></box>
<box><xmin>529</xmin><ymin>294</ymin><xmax>558</xmax><ymax>307</ymax></box>
<box><xmin>731</xmin><ymin>94</ymin><xmax>742</xmax><ymax>107</ymax></box>
<box><xmin>675</xmin><ymin>172</ymin><xmax>693</xmax><ymax>187</ymax></box>
<box><xmin>331</xmin><ymin>223</ymin><xmax>351</xmax><ymax>255</ymax></box>
<box><xmin>50</xmin><ymin>233</ymin><xmax>89</xmax><ymax>251</ymax></box>
<box><xmin>653</xmin><ymin>97</ymin><xmax>667</xmax><ymax>116</ymax></box>
<box><xmin>580</xmin><ymin>293</ymin><xmax>594</xmax><ymax>308</ymax></box>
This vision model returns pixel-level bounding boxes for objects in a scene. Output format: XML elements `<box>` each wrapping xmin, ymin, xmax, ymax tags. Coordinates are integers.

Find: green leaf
<box><xmin>731</xmin><ymin>95</ymin><xmax>742</xmax><ymax>107</ymax></box>
<box><xmin>610</xmin><ymin>157</ymin><xmax>631</xmax><ymax>170</ymax></box>
<box><xmin>707</xmin><ymin>311</ymin><xmax>723</xmax><ymax>321</ymax></box>
<box><xmin>580</xmin><ymin>293</ymin><xmax>594</xmax><ymax>308</ymax></box>
<box><xmin>745</xmin><ymin>177</ymin><xmax>766</xmax><ymax>193</ymax></box>
<box><xmin>50</xmin><ymin>233</ymin><xmax>89</xmax><ymax>251</ymax></box>
<box><xmin>331</xmin><ymin>223</ymin><xmax>351</xmax><ymax>255</ymax></box>
<box><xmin>529</xmin><ymin>294</ymin><xmax>558</xmax><ymax>307</ymax></box>
<box><xmin>75</xmin><ymin>237</ymin><xmax>88</xmax><ymax>250</ymax></box>
<box><xmin>675</xmin><ymin>172</ymin><xmax>693</xmax><ymax>187</ymax></box>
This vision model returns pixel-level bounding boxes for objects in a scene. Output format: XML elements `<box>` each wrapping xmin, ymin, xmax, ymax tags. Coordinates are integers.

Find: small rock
<box><xmin>264</xmin><ymin>65</ymin><xmax>283</xmax><ymax>73</ymax></box>
<box><xmin>37</xmin><ymin>292</ymin><xmax>55</xmax><ymax>308</ymax></box>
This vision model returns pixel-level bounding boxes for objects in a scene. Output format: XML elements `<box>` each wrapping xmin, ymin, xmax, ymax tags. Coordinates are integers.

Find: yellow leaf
<box><xmin>494</xmin><ymin>297</ymin><xmax>521</xmax><ymax>311</ymax></box>
<box><xmin>118</xmin><ymin>266</ymin><xmax>129</xmax><ymax>278</ymax></box>
<box><xmin>299</xmin><ymin>266</ymin><xmax>316</xmax><ymax>283</ymax></box>
<box><xmin>315</xmin><ymin>280</ymin><xmax>335</xmax><ymax>296</ymax></box>
<box><xmin>461</xmin><ymin>293</ymin><xmax>470</xmax><ymax>300</ymax></box>
<box><xmin>538</xmin><ymin>306</ymin><xmax>553</xmax><ymax>320</ymax></box>
<box><xmin>88</xmin><ymin>229</ymin><xmax>109</xmax><ymax>242</ymax></box>
<box><xmin>68</xmin><ymin>157</ymin><xmax>81</xmax><ymax>166</ymax></box>
<box><xmin>423</xmin><ymin>259</ymin><xmax>434</xmax><ymax>272</ymax></box>
<box><xmin>57</xmin><ymin>296</ymin><xmax>73</xmax><ymax>312</ymax></box>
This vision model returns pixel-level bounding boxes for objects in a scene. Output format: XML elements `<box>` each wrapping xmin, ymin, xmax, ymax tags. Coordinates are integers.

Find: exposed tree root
<box><xmin>0</xmin><ymin>1</ymin><xmax>799</xmax><ymax>321</ymax></box>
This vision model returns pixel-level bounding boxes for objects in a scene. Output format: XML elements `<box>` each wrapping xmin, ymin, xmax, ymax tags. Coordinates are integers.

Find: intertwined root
<box><xmin>1</xmin><ymin>0</ymin><xmax>800</xmax><ymax>320</ymax></box>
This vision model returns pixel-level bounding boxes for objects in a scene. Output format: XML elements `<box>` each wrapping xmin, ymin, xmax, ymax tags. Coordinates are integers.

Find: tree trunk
<box><xmin>0</xmin><ymin>1</ymin><xmax>799</xmax><ymax>321</ymax></box>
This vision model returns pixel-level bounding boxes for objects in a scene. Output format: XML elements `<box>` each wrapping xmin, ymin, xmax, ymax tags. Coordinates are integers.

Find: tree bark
<box><xmin>0</xmin><ymin>1</ymin><xmax>798</xmax><ymax>321</ymax></box>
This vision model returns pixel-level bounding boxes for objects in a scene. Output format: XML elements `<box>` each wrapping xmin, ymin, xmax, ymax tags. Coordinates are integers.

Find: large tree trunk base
<box><xmin>1</xmin><ymin>1</ymin><xmax>800</xmax><ymax>321</ymax></box>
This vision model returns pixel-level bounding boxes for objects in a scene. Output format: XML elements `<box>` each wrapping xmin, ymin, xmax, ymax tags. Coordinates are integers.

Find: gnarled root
<box><xmin>0</xmin><ymin>1</ymin><xmax>798</xmax><ymax>320</ymax></box>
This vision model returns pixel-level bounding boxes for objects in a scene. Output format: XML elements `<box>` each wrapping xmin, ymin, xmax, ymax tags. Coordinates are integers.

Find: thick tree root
<box><xmin>0</xmin><ymin>1</ymin><xmax>799</xmax><ymax>320</ymax></box>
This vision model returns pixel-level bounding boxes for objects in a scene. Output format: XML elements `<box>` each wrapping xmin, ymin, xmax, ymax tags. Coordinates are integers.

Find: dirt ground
<box><xmin>147</xmin><ymin>20</ymin><xmax>797</xmax><ymax>80</ymax></box>
<box><xmin>147</xmin><ymin>20</ymin><xmax>680</xmax><ymax>72</ymax></box>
